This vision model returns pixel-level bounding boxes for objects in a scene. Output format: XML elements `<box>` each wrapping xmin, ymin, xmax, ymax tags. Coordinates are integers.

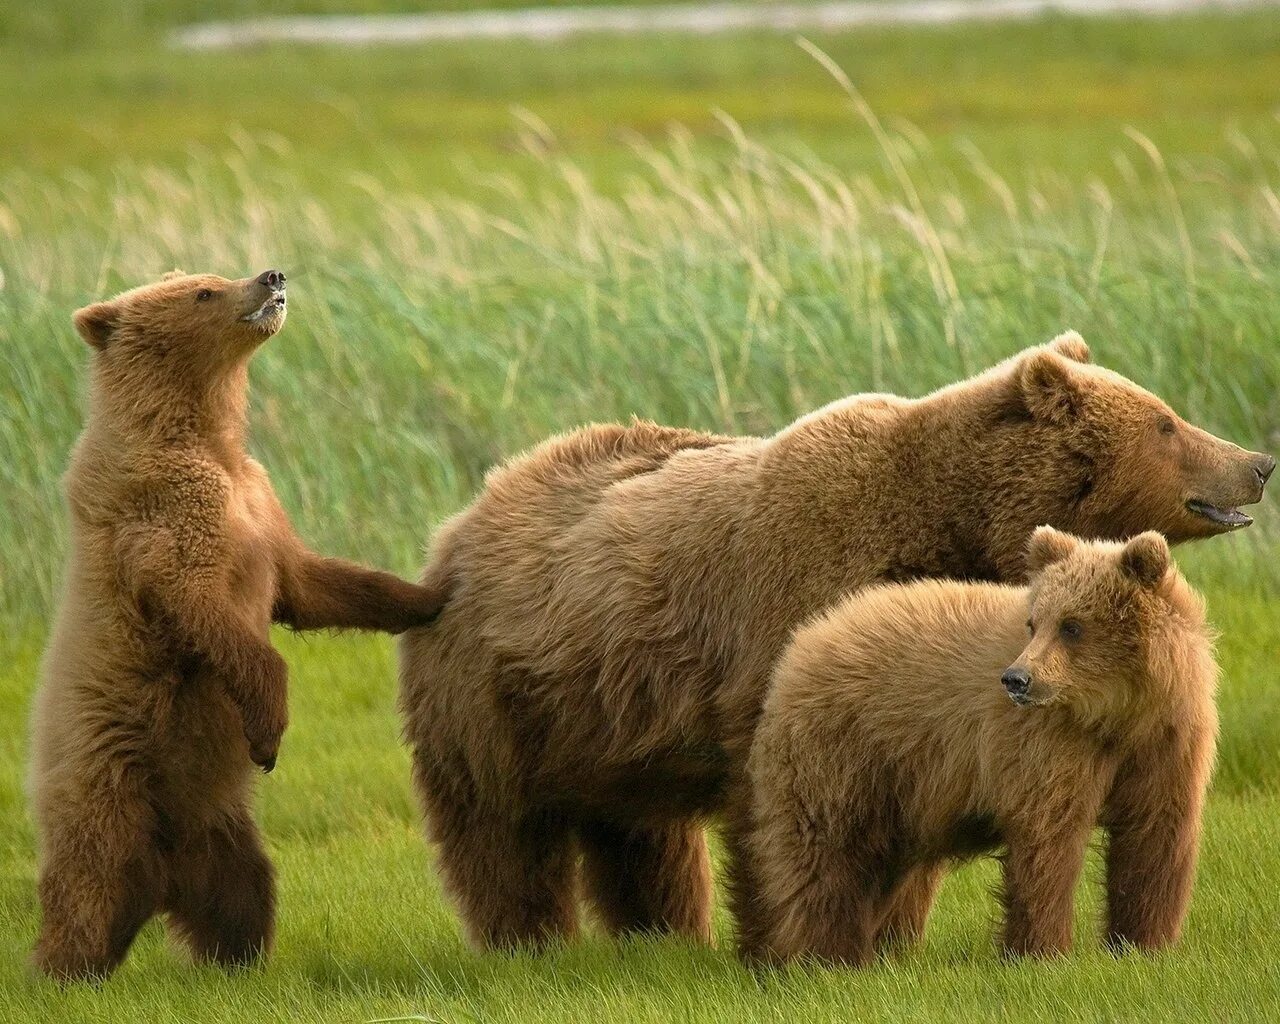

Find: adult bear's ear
<box><xmin>1120</xmin><ymin>531</ymin><xmax>1170</xmax><ymax>589</ymax></box>
<box><xmin>1047</xmin><ymin>330</ymin><xmax>1090</xmax><ymax>364</ymax></box>
<box><xmin>1027</xmin><ymin>525</ymin><xmax>1077</xmax><ymax>574</ymax></box>
<box><xmin>162</xmin><ymin>269</ymin><xmax>186</xmax><ymax>281</ymax></box>
<box><xmin>1016</xmin><ymin>350</ymin><xmax>1082</xmax><ymax>423</ymax></box>
<box><xmin>72</xmin><ymin>300</ymin><xmax>120</xmax><ymax>350</ymax></box>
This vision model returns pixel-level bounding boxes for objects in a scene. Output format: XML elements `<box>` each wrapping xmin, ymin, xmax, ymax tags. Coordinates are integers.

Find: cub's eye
<box><xmin>1059</xmin><ymin>619</ymin><xmax>1083</xmax><ymax>642</ymax></box>
<box><xmin>196</xmin><ymin>289</ymin><xmax>213</xmax><ymax>301</ymax></box>
<box><xmin>1158</xmin><ymin>417</ymin><xmax>1176</xmax><ymax>437</ymax></box>
<box><xmin>1026</xmin><ymin>619</ymin><xmax>1035</xmax><ymax>635</ymax></box>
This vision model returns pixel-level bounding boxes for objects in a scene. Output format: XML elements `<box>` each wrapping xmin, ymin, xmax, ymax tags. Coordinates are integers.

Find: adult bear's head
<box><xmin>998</xmin><ymin>332</ymin><xmax>1272</xmax><ymax>545</ymax></box>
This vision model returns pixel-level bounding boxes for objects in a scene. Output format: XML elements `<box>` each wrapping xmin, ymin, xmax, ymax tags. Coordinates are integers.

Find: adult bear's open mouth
<box><xmin>1185</xmin><ymin>499</ymin><xmax>1253</xmax><ymax>529</ymax></box>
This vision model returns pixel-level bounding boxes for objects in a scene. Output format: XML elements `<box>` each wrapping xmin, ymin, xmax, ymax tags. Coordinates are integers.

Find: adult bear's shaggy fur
<box><xmin>398</xmin><ymin>333</ymin><xmax>1270</xmax><ymax>951</ymax></box>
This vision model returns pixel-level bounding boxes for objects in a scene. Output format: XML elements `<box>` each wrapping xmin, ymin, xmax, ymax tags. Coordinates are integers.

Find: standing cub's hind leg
<box><xmin>578</xmin><ymin>820</ymin><xmax>712</xmax><ymax>942</ymax></box>
<box><xmin>33</xmin><ymin>775</ymin><xmax>165</xmax><ymax>981</ymax></box>
<box><xmin>165</xmin><ymin>810</ymin><xmax>276</xmax><ymax>967</ymax></box>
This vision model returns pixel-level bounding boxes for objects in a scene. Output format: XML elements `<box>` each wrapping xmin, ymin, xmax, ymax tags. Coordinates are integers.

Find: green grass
<box><xmin>2</xmin><ymin>1</ymin><xmax>1280</xmax><ymax>1020</ymax></box>
<box><xmin>1</xmin><ymin>628</ymin><xmax>1278</xmax><ymax>1023</ymax></box>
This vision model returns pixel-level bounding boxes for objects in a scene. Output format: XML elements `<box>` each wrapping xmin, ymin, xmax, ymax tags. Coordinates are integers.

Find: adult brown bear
<box><xmin>398</xmin><ymin>332</ymin><xmax>1271</xmax><ymax>951</ymax></box>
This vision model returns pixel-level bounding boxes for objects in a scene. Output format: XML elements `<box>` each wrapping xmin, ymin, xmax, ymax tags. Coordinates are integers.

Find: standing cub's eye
<box><xmin>1158</xmin><ymin>417</ymin><xmax>1177</xmax><ymax>436</ymax></box>
<box><xmin>1026</xmin><ymin>619</ymin><xmax>1035</xmax><ymax>635</ymax></box>
<box><xmin>1059</xmin><ymin>619</ymin><xmax>1083</xmax><ymax>642</ymax></box>
<box><xmin>196</xmin><ymin>289</ymin><xmax>213</xmax><ymax>301</ymax></box>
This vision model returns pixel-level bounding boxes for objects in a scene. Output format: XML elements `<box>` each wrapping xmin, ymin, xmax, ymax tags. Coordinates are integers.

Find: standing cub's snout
<box><xmin>257</xmin><ymin>269</ymin><xmax>286</xmax><ymax>290</ymax></box>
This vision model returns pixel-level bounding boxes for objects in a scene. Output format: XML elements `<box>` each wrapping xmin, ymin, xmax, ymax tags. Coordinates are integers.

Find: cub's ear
<box><xmin>72</xmin><ymin>300</ymin><xmax>120</xmax><ymax>350</ymax></box>
<box><xmin>1120</xmin><ymin>532</ymin><xmax>1170</xmax><ymax>589</ymax></box>
<box><xmin>1027</xmin><ymin>525</ymin><xmax>1077</xmax><ymax>574</ymax></box>
<box><xmin>1047</xmin><ymin>330</ymin><xmax>1090</xmax><ymax>364</ymax></box>
<box><xmin>162</xmin><ymin>269</ymin><xmax>186</xmax><ymax>281</ymax></box>
<box><xmin>1017</xmin><ymin>350</ymin><xmax>1082</xmax><ymax>423</ymax></box>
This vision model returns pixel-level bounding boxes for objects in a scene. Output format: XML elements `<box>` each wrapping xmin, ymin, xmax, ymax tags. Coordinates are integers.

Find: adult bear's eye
<box><xmin>1158</xmin><ymin>416</ymin><xmax>1176</xmax><ymax>436</ymax></box>
<box><xmin>196</xmin><ymin>289</ymin><xmax>213</xmax><ymax>301</ymax></box>
<box><xmin>1059</xmin><ymin>619</ymin><xmax>1083</xmax><ymax>642</ymax></box>
<box><xmin>1026</xmin><ymin>619</ymin><xmax>1035</xmax><ymax>635</ymax></box>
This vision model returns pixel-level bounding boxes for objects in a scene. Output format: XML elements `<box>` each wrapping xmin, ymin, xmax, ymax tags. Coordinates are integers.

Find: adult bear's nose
<box><xmin>1253</xmin><ymin>453</ymin><xmax>1276</xmax><ymax>488</ymax></box>
<box><xmin>257</xmin><ymin>269</ymin><xmax>286</xmax><ymax>290</ymax></box>
<box><xmin>1001</xmin><ymin>667</ymin><xmax>1032</xmax><ymax>699</ymax></box>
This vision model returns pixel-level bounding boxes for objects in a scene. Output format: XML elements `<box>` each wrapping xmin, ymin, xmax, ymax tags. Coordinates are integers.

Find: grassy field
<box><xmin>1</xmin><ymin>1</ymin><xmax>1279</xmax><ymax>1020</ymax></box>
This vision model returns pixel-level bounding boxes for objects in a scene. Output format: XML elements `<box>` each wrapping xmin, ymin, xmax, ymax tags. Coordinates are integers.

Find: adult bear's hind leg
<box><xmin>417</xmin><ymin>751</ymin><xmax>579</xmax><ymax>950</ymax></box>
<box><xmin>875</xmin><ymin>863</ymin><xmax>945</xmax><ymax>952</ymax></box>
<box><xmin>165</xmin><ymin>809</ymin><xmax>275</xmax><ymax>967</ymax></box>
<box><xmin>578</xmin><ymin>819</ymin><xmax>712</xmax><ymax>942</ymax></box>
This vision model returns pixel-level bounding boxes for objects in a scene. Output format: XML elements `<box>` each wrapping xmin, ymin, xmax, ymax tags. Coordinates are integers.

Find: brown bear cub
<box><xmin>31</xmin><ymin>270</ymin><xmax>447</xmax><ymax>981</ymax></box>
<box><xmin>400</xmin><ymin>333</ymin><xmax>1268</xmax><ymax>952</ymax></box>
<box><xmin>744</xmin><ymin>528</ymin><xmax>1217</xmax><ymax>966</ymax></box>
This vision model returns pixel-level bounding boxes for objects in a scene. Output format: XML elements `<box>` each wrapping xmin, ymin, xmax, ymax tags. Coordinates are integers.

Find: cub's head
<box><xmin>1001</xmin><ymin>527</ymin><xmax>1214</xmax><ymax>731</ymax></box>
<box><xmin>73</xmin><ymin>269</ymin><xmax>288</xmax><ymax>375</ymax></box>
<box><xmin>1007</xmin><ymin>332</ymin><xmax>1272</xmax><ymax>543</ymax></box>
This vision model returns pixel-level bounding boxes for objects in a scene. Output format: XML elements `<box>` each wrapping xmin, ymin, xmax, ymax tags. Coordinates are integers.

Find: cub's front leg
<box><xmin>121</xmin><ymin>520</ymin><xmax>289</xmax><ymax>770</ymax></box>
<box><xmin>1000</xmin><ymin>822</ymin><xmax>1092</xmax><ymax>958</ymax></box>
<box><xmin>273</xmin><ymin>543</ymin><xmax>450</xmax><ymax>635</ymax></box>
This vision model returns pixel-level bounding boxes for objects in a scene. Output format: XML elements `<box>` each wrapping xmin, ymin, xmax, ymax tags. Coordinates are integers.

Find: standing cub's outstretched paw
<box><xmin>385</xmin><ymin>579</ymin><xmax>450</xmax><ymax>633</ymax></box>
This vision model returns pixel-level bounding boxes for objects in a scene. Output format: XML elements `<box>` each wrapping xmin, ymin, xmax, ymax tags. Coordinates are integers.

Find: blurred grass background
<box><xmin>1</xmin><ymin>2</ymin><xmax>1278</xmax><ymax>1021</ymax></box>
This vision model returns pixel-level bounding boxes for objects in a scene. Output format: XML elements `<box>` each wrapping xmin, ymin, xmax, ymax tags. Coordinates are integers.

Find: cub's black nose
<box><xmin>1001</xmin><ymin>668</ymin><xmax>1031</xmax><ymax>697</ymax></box>
<box><xmin>1254</xmin><ymin>453</ymin><xmax>1276</xmax><ymax>487</ymax></box>
<box><xmin>257</xmin><ymin>269</ymin><xmax>286</xmax><ymax>290</ymax></box>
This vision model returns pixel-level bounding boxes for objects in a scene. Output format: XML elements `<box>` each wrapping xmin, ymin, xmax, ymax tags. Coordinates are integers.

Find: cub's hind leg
<box><xmin>33</xmin><ymin>771</ymin><xmax>166</xmax><ymax>981</ymax></box>
<box><xmin>165</xmin><ymin>808</ymin><xmax>275</xmax><ymax>967</ymax></box>
<box><xmin>578</xmin><ymin>819</ymin><xmax>712</xmax><ymax>942</ymax></box>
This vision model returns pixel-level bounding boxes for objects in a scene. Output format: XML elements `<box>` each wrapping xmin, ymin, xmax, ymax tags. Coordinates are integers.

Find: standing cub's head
<box><xmin>1001</xmin><ymin>526</ymin><xmax>1215</xmax><ymax>733</ymax></box>
<box><xmin>73</xmin><ymin>269</ymin><xmax>288</xmax><ymax>378</ymax></box>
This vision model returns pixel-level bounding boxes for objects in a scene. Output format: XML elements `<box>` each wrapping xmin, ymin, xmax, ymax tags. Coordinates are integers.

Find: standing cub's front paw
<box><xmin>386</xmin><ymin>579</ymin><xmax>449</xmax><ymax>633</ymax></box>
<box><xmin>241</xmin><ymin>649</ymin><xmax>289</xmax><ymax>771</ymax></box>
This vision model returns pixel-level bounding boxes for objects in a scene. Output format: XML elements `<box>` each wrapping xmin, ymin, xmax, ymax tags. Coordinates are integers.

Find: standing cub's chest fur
<box><xmin>30</xmin><ymin>269</ymin><xmax>449</xmax><ymax>981</ymax></box>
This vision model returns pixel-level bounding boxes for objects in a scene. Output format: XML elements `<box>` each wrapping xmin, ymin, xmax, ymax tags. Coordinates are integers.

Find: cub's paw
<box><xmin>385</xmin><ymin>579</ymin><xmax>450</xmax><ymax>633</ymax></box>
<box><xmin>242</xmin><ymin>651</ymin><xmax>289</xmax><ymax>771</ymax></box>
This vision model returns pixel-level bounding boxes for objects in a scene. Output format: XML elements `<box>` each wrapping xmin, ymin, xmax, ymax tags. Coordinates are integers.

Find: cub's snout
<box><xmin>1001</xmin><ymin>666</ymin><xmax>1034</xmax><ymax>706</ymax></box>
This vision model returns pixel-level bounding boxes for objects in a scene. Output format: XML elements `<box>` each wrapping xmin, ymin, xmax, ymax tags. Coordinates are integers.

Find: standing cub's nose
<box><xmin>257</xmin><ymin>269</ymin><xmax>286</xmax><ymax>290</ymax></box>
<box><xmin>1254</xmin><ymin>453</ymin><xmax>1276</xmax><ymax>488</ymax></box>
<box><xmin>1001</xmin><ymin>668</ymin><xmax>1032</xmax><ymax>699</ymax></box>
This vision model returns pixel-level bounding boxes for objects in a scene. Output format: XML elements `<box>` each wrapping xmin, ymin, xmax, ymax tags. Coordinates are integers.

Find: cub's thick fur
<box><xmin>398</xmin><ymin>333</ymin><xmax>1270</xmax><ymax>951</ymax></box>
<box><xmin>31</xmin><ymin>270</ymin><xmax>447</xmax><ymax>980</ymax></box>
<box><xmin>746</xmin><ymin>529</ymin><xmax>1217</xmax><ymax>965</ymax></box>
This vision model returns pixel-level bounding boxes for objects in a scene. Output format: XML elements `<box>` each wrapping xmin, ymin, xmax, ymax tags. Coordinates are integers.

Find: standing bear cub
<box><xmin>31</xmin><ymin>270</ymin><xmax>447</xmax><ymax>981</ymax></box>
<box><xmin>745</xmin><ymin>528</ymin><xmax>1217</xmax><ymax>966</ymax></box>
<box><xmin>400</xmin><ymin>333</ymin><xmax>1269</xmax><ymax>953</ymax></box>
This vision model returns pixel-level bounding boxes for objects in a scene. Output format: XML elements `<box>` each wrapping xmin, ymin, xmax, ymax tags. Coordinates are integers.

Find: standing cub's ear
<box><xmin>1048</xmin><ymin>330</ymin><xmax>1090</xmax><ymax>364</ymax></box>
<box><xmin>1120</xmin><ymin>532</ymin><xmax>1170</xmax><ymax>589</ymax></box>
<box><xmin>162</xmin><ymin>269</ymin><xmax>186</xmax><ymax>281</ymax></box>
<box><xmin>72</xmin><ymin>301</ymin><xmax>120</xmax><ymax>350</ymax></box>
<box><xmin>1017</xmin><ymin>349</ymin><xmax>1082</xmax><ymax>423</ymax></box>
<box><xmin>1027</xmin><ymin>525</ymin><xmax>1078</xmax><ymax>573</ymax></box>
